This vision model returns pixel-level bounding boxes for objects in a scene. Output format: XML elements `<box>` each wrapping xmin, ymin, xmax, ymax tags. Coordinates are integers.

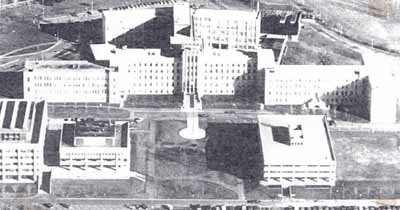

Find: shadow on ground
<box><xmin>205</xmin><ymin>123</ymin><xmax>263</xmax><ymax>180</ymax></box>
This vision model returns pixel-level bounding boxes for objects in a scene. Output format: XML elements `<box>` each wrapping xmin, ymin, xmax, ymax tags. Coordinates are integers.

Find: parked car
<box><xmin>247</xmin><ymin>200</ymin><xmax>261</xmax><ymax>204</ymax></box>
<box><xmin>133</xmin><ymin>117</ymin><xmax>144</xmax><ymax>123</ymax></box>
<box><xmin>161</xmin><ymin>204</ymin><xmax>173</xmax><ymax>210</ymax></box>
<box><xmin>42</xmin><ymin>203</ymin><xmax>53</xmax><ymax>209</ymax></box>
<box><xmin>59</xmin><ymin>203</ymin><xmax>71</xmax><ymax>209</ymax></box>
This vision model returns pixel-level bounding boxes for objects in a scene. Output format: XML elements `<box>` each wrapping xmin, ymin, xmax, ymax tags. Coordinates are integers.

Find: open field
<box><xmin>331</xmin><ymin>130</ymin><xmax>400</xmax><ymax>180</ymax></box>
<box><xmin>154</xmin><ymin>120</ymin><xmax>244</xmax><ymax>199</ymax></box>
<box><xmin>292</xmin><ymin>180</ymin><xmax>400</xmax><ymax>200</ymax></box>
<box><xmin>281</xmin><ymin>26</ymin><xmax>363</xmax><ymax>65</ymax></box>
<box><xmin>51</xmin><ymin>179</ymin><xmax>139</xmax><ymax>198</ymax></box>
<box><xmin>0</xmin><ymin>72</ymin><xmax>23</xmax><ymax>98</ymax></box>
<box><xmin>289</xmin><ymin>0</ymin><xmax>400</xmax><ymax>53</ymax></box>
<box><xmin>0</xmin><ymin>10</ymin><xmax>56</xmax><ymax>55</ymax></box>
<box><xmin>48</xmin><ymin>106</ymin><xmax>131</xmax><ymax>119</ymax></box>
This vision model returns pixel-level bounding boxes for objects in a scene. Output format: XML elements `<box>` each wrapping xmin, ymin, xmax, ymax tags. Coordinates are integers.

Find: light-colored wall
<box><xmin>262</xmin><ymin>163</ymin><xmax>336</xmax><ymax>186</ymax></box>
<box><xmin>192</xmin><ymin>9</ymin><xmax>261</xmax><ymax>51</ymax></box>
<box><xmin>108</xmin><ymin>48</ymin><xmax>180</xmax><ymax>104</ymax></box>
<box><xmin>264</xmin><ymin>65</ymin><xmax>367</xmax><ymax>105</ymax></box>
<box><xmin>0</xmin><ymin>145</ymin><xmax>42</xmax><ymax>183</ymax></box>
<box><xmin>59</xmin><ymin>147</ymin><xmax>130</xmax><ymax>173</ymax></box>
<box><xmin>103</xmin><ymin>8</ymin><xmax>156</xmax><ymax>43</ymax></box>
<box><xmin>24</xmin><ymin>61</ymin><xmax>110</xmax><ymax>103</ymax></box>
<box><xmin>182</xmin><ymin>48</ymin><xmax>264</xmax><ymax>98</ymax></box>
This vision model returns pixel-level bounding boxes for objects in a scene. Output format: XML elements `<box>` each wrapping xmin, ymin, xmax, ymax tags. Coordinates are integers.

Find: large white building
<box><xmin>91</xmin><ymin>44</ymin><xmax>182</xmax><ymax>104</ymax></box>
<box><xmin>258</xmin><ymin>114</ymin><xmax>336</xmax><ymax>187</ymax></box>
<box><xmin>89</xmin><ymin>1</ymin><xmax>287</xmax><ymax>106</ymax></box>
<box><xmin>102</xmin><ymin>8</ymin><xmax>157</xmax><ymax>43</ymax></box>
<box><xmin>182</xmin><ymin>47</ymin><xmax>268</xmax><ymax>98</ymax></box>
<box><xmin>191</xmin><ymin>9</ymin><xmax>261</xmax><ymax>50</ymax></box>
<box><xmin>264</xmin><ymin>65</ymin><xmax>368</xmax><ymax>105</ymax></box>
<box><xmin>24</xmin><ymin>60</ymin><xmax>113</xmax><ymax>103</ymax></box>
<box><xmin>90</xmin><ymin>43</ymin><xmax>277</xmax><ymax>104</ymax></box>
<box><xmin>54</xmin><ymin>119</ymin><xmax>130</xmax><ymax>179</ymax></box>
<box><xmin>171</xmin><ymin>2</ymin><xmax>263</xmax><ymax>51</ymax></box>
<box><xmin>0</xmin><ymin>99</ymin><xmax>47</xmax><ymax>183</ymax></box>
<box><xmin>264</xmin><ymin>65</ymin><xmax>398</xmax><ymax>123</ymax></box>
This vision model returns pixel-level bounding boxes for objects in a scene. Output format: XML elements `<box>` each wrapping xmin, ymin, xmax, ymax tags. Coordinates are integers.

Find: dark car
<box><xmin>42</xmin><ymin>203</ymin><xmax>53</xmax><ymax>209</ymax></box>
<box><xmin>247</xmin><ymin>200</ymin><xmax>261</xmax><ymax>204</ymax></box>
<box><xmin>59</xmin><ymin>203</ymin><xmax>71</xmax><ymax>209</ymax></box>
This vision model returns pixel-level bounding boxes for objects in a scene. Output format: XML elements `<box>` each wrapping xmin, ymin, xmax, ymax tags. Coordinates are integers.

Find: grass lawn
<box><xmin>51</xmin><ymin>179</ymin><xmax>135</xmax><ymax>198</ymax></box>
<box><xmin>0</xmin><ymin>72</ymin><xmax>24</xmax><ymax>98</ymax></box>
<box><xmin>153</xmin><ymin>120</ymin><xmax>245</xmax><ymax>199</ymax></box>
<box><xmin>124</xmin><ymin>95</ymin><xmax>183</xmax><ymax>109</ymax></box>
<box><xmin>48</xmin><ymin>106</ymin><xmax>130</xmax><ymax>119</ymax></box>
<box><xmin>281</xmin><ymin>26</ymin><xmax>363</xmax><ymax>65</ymax></box>
<box><xmin>0</xmin><ymin>7</ymin><xmax>56</xmax><ymax>55</ymax></box>
<box><xmin>202</xmin><ymin>95</ymin><xmax>261</xmax><ymax>110</ymax></box>
<box><xmin>331</xmin><ymin>130</ymin><xmax>400</xmax><ymax>180</ymax></box>
<box><xmin>292</xmin><ymin>0</ymin><xmax>400</xmax><ymax>53</ymax></box>
<box><xmin>292</xmin><ymin>180</ymin><xmax>400</xmax><ymax>199</ymax></box>
<box><xmin>157</xmin><ymin>179</ymin><xmax>238</xmax><ymax>199</ymax></box>
<box><xmin>0</xmin><ymin>183</ymin><xmax>37</xmax><ymax>198</ymax></box>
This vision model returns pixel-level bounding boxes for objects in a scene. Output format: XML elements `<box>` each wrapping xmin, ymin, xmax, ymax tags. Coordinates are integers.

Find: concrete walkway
<box><xmin>0</xmin><ymin>40</ymin><xmax>62</xmax><ymax>59</ymax></box>
<box><xmin>0</xmin><ymin>41</ymin><xmax>57</xmax><ymax>58</ymax></box>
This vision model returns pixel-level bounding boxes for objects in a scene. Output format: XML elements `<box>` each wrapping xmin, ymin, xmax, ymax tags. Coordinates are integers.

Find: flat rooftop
<box><xmin>90</xmin><ymin>44</ymin><xmax>175</xmax><ymax>61</ymax></box>
<box><xmin>75</xmin><ymin>119</ymin><xmax>115</xmax><ymax>137</ymax></box>
<box><xmin>261</xmin><ymin>10</ymin><xmax>301</xmax><ymax>35</ymax></box>
<box><xmin>0</xmin><ymin>99</ymin><xmax>46</xmax><ymax>144</ymax></box>
<box><xmin>25</xmin><ymin>60</ymin><xmax>111</xmax><ymax>71</ymax></box>
<box><xmin>61</xmin><ymin>119</ymin><xmax>128</xmax><ymax>148</ymax></box>
<box><xmin>258</xmin><ymin>115</ymin><xmax>335</xmax><ymax>165</ymax></box>
<box><xmin>194</xmin><ymin>8</ymin><xmax>258</xmax><ymax>20</ymax></box>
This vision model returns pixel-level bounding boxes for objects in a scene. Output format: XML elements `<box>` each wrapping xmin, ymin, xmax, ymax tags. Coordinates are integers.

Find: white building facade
<box><xmin>57</xmin><ymin>119</ymin><xmax>130</xmax><ymax>178</ymax></box>
<box><xmin>258</xmin><ymin>115</ymin><xmax>336</xmax><ymax>187</ymax></box>
<box><xmin>264</xmin><ymin>65</ymin><xmax>368</xmax><ymax>105</ymax></box>
<box><xmin>191</xmin><ymin>9</ymin><xmax>261</xmax><ymax>51</ymax></box>
<box><xmin>264</xmin><ymin>65</ymin><xmax>399</xmax><ymax>124</ymax></box>
<box><xmin>182</xmin><ymin>47</ymin><xmax>265</xmax><ymax>97</ymax></box>
<box><xmin>103</xmin><ymin>8</ymin><xmax>156</xmax><ymax>43</ymax></box>
<box><xmin>24</xmin><ymin>60</ymin><xmax>113</xmax><ymax>103</ymax></box>
<box><xmin>0</xmin><ymin>99</ymin><xmax>47</xmax><ymax>183</ymax></box>
<box><xmin>91</xmin><ymin>45</ymin><xmax>182</xmax><ymax>104</ymax></box>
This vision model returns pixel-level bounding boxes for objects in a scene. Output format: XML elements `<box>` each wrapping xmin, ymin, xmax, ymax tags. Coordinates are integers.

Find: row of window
<box><xmin>265</xmin><ymin>165</ymin><xmax>334</xmax><ymax>167</ymax></box>
<box><xmin>266</xmin><ymin>171</ymin><xmax>335</xmax><ymax>174</ymax></box>
<box><xmin>129</xmin><ymin>62</ymin><xmax>180</xmax><ymax>67</ymax></box>
<box><xmin>194</xmin><ymin>23</ymin><xmax>256</xmax><ymax>30</ymax></box>
<box><xmin>62</xmin><ymin>153</ymin><xmax>126</xmax><ymax>156</ymax></box>
<box><xmin>131</xmin><ymin>76</ymin><xmax>178</xmax><ymax>80</ymax></box>
<box><xmin>30</xmin><ymin>83</ymin><xmax>106</xmax><ymax>88</ymax></box>
<box><xmin>30</xmin><ymin>76</ymin><xmax>105</xmax><ymax>81</ymax></box>
<box><xmin>0</xmin><ymin>149</ymin><xmax>36</xmax><ymax>153</ymax></box>
<box><xmin>127</xmin><ymin>70</ymin><xmax>179</xmax><ymax>74</ymax></box>
<box><xmin>126</xmin><ymin>89</ymin><xmax>173</xmax><ymax>94</ymax></box>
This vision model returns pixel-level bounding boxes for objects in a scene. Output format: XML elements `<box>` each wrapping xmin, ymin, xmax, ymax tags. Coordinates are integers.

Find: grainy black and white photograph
<box><xmin>0</xmin><ymin>0</ymin><xmax>399</xmax><ymax>209</ymax></box>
